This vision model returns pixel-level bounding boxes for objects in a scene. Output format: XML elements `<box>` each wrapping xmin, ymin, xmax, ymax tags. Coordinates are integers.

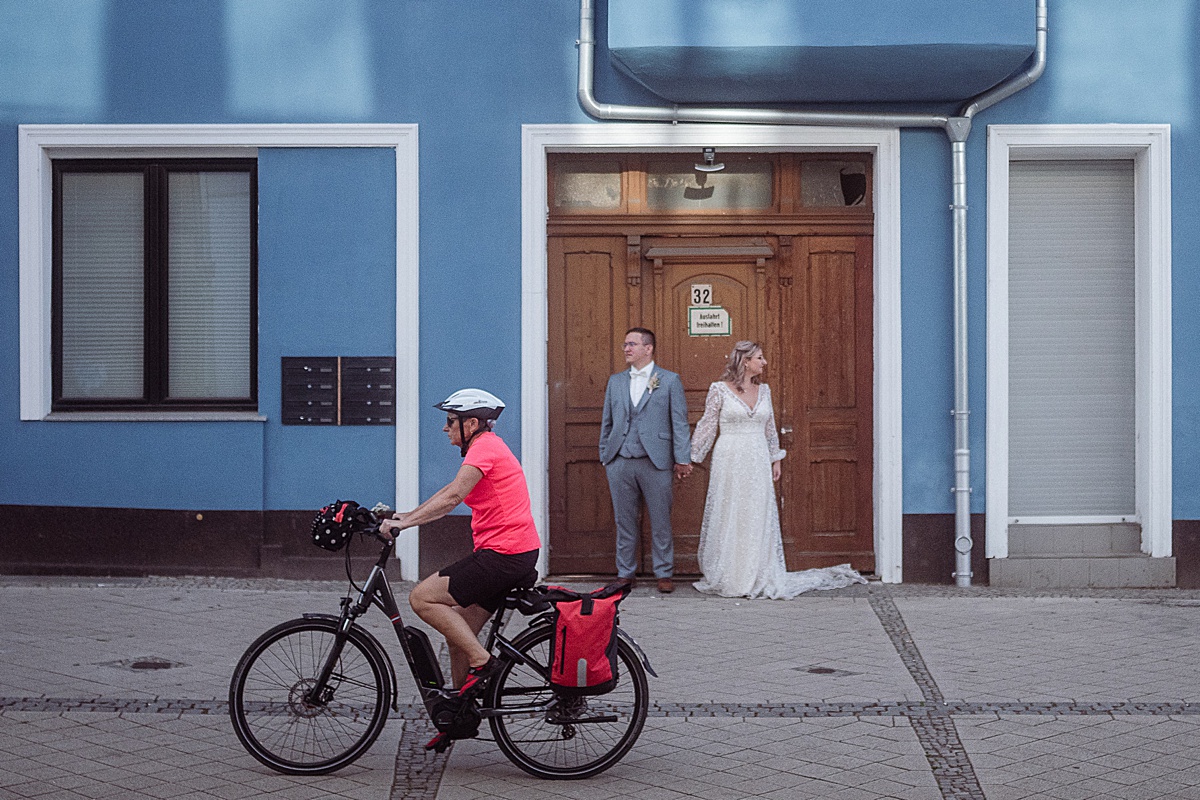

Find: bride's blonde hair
<box><xmin>718</xmin><ymin>341</ymin><xmax>763</xmax><ymax>386</ymax></box>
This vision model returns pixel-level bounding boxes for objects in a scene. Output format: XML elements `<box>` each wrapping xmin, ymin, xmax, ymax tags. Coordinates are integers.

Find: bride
<box><xmin>690</xmin><ymin>341</ymin><xmax>865</xmax><ymax>599</ymax></box>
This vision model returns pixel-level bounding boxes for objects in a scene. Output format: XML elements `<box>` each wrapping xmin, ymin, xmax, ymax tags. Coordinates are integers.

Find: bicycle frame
<box><xmin>230</xmin><ymin>527</ymin><xmax>656</xmax><ymax>778</ymax></box>
<box><xmin>304</xmin><ymin>537</ymin><xmax>559</xmax><ymax>721</ymax></box>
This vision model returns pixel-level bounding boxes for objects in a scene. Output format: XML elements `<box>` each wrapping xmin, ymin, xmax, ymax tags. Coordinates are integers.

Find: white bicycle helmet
<box><xmin>435</xmin><ymin>388</ymin><xmax>505</xmax><ymax>455</ymax></box>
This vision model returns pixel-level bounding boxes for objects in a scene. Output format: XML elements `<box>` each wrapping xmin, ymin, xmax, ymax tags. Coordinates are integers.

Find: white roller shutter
<box><xmin>1008</xmin><ymin>159</ymin><xmax>1135</xmax><ymax>517</ymax></box>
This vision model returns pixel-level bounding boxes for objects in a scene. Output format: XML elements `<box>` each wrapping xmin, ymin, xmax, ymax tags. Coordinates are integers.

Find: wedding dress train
<box><xmin>691</xmin><ymin>382</ymin><xmax>866</xmax><ymax>599</ymax></box>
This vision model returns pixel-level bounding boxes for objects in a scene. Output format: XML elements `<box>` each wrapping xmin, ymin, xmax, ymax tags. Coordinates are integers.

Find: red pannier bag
<box><xmin>544</xmin><ymin>582</ymin><xmax>631</xmax><ymax>695</ymax></box>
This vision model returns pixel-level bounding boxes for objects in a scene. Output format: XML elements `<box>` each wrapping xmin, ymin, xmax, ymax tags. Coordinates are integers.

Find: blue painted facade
<box><xmin>1</xmin><ymin>0</ymin><xmax>1197</xmax><ymax>579</ymax></box>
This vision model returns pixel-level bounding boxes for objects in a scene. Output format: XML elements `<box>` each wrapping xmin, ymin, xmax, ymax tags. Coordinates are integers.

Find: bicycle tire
<box><xmin>228</xmin><ymin>618</ymin><xmax>391</xmax><ymax>775</ymax></box>
<box><xmin>487</xmin><ymin>624</ymin><xmax>648</xmax><ymax>779</ymax></box>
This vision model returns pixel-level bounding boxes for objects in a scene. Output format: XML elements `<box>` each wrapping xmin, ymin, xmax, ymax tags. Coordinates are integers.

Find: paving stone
<box><xmin>3</xmin><ymin>578</ymin><xmax>1200</xmax><ymax>798</ymax></box>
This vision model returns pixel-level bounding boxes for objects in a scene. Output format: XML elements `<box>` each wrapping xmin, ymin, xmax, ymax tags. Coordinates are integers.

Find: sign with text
<box><xmin>688</xmin><ymin>306</ymin><xmax>731</xmax><ymax>336</ymax></box>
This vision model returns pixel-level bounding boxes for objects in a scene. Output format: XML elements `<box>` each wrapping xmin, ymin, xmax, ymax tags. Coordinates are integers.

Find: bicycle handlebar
<box><xmin>363</xmin><ymin>503</ymin><xmax>399</xmax><ymax>545</ymax></box>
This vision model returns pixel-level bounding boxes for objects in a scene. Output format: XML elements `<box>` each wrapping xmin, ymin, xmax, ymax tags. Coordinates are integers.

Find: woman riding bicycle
<box><xmin>379</xmin><ymin>388</ymin><xmax>540</xmax><ymax>698</ymax></box>
<box><xmin>230</xmin><ymin>387</ymin><xmax>650</xmax><ymax>774</ymax></box>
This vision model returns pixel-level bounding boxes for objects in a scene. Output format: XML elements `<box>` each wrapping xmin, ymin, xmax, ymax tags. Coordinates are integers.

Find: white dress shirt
<box><xmin>629</xmin><ymin>361</ymin><xmax>655</xmax><ymax>406</ymax></box>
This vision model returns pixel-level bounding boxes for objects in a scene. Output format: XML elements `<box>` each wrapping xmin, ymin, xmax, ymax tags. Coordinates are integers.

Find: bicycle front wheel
<box><xmin>229</xmin><ymin>618</ymin><xmax>391</xmax><ymax>775</ymax></box>
<box><xmin>488</xmin><ymin>624</ymin><xmax>649</xmax><ymax>779</ymax></box>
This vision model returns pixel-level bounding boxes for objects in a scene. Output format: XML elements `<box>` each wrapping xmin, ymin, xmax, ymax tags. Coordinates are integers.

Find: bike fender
<box><xmin>529</xmin><ymin>611</ymin><xmax>556</xmax><ymax>628</ymax></box>
<box><xmin>302</xmin><ymin>613</ymin><xmax>400</xmax><ymax>712</ymax></box>
<box><xmin>617</xmin><ymin>627</ymin><xmax>658</xmax><ymax>678</ymax></box>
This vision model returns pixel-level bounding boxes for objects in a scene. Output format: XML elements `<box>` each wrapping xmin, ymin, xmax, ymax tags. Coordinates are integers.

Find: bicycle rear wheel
<box><xmin>229</xmin><ymin>618</ymin><xmax>391</xmax><ymax>775</ymax></box>
<box><xmin>487</xmin><ymin>624</ymin><xmax>648</xmax><ymax>779</ymax></box>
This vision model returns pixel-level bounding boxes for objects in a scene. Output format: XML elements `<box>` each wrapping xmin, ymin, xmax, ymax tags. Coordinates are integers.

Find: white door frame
<box><xmin>521</xmin><ymin>123</ymin><xmax>904</xmax><ymax>582</ymax></box>
<box><xmin>985</xmin><ymin>124</ymin><xmax>1172</xmax><ymax>559</ymax></box>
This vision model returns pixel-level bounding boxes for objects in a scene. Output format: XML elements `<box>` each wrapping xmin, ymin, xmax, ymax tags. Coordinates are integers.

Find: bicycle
<box><xmin>228</xmin><ymin>511</ymin><xmax>655</xmax><ymax>780</ymax></box>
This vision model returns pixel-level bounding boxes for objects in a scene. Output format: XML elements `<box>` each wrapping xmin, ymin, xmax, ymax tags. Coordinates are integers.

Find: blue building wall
<box><xmin>896</xmin><ymin>0</ymin><xmax>1200</xmax><ymax>517</ymax></box>
<box><xmin>0</xmin><ymin>0</ymin><xmax>1198</xmax><ymax>532</ymax></box>
<box><xmin>258</xmin><ymin>148</ymin><xmax>397</xmax><ymax>510</ymax></box>
<box><xmin>898</xmin><ymin>127</ymin><xmax>957</xmax><ymax>513</ymax></box>
<box><xmin>0</xmin><ymin>0</ymin><xmax>586</xmax><ymax>513</ymax></box>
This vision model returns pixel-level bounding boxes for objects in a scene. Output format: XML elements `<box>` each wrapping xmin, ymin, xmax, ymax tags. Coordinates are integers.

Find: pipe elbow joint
<box><xmin>577</xmin><ymin>89</ymin><xmax>607</xmax><ymax>121</ymax></box>
<box><xmin>945</xmin><ymin>117</ymin><xmax>972</xmax><ymax>142</ymax></box>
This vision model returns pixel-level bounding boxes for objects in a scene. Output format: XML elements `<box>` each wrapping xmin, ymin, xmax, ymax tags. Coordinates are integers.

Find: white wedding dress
<box><xmin>690</xmin><ymin>381</ymin><xmax>866</xmax><ymax>599</ymax></box>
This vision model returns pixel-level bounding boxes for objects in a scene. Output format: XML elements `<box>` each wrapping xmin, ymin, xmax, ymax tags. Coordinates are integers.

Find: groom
<box><xmin>599</xmin><ymin>327</ymin><xmax>692</xmax><ymax>593</ymax></box>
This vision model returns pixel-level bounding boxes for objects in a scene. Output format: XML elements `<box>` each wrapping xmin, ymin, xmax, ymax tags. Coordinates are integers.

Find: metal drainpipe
<box><xmin>577</xmin><ymin>0</ymin><xmax>1048</xmax><ymax>585</ymax></box>
<box><xmin>949</xmin><ymin>133</ymin><xmax>973</xmax><ymax>586</ymax></box>
<box><xmin>947</xmin><ymin>1</ymin><xmax>1047</xmax><ymax>586</ymax></box>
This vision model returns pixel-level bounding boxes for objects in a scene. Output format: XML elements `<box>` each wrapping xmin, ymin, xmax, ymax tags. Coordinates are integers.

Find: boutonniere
<box><xmin>647</xmin><ymin>374</ymin><xmax>661</xmax><ymax>394</ymax></box>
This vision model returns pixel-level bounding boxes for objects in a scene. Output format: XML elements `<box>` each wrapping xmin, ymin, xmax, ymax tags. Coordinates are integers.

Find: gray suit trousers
<box><xmin>605</xmin><ymin>455</ymin><xmax>674</xmax><ymax>579</ymax></box>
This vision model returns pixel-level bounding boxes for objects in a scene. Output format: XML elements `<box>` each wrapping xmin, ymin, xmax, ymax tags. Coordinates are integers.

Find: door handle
<box><xmin>780</xmin><ymin>425</ymin><xmax>793</xmax><ymax>435</ymax></box>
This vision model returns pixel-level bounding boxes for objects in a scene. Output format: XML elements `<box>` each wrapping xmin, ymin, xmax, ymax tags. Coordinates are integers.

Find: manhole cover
<box><xmin>96</xmin><ymin>657</ymin><xmax>187</xmax><ymax>671</ymax></box>
<box><xmin>795</xmin><ymin>665</ymin><xmax>859</xmax><ymax>677</ymax></box>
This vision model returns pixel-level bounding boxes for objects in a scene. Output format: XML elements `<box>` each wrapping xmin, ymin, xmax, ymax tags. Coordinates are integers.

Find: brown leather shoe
<box><xmin>616</xmin><ymin>576</ymin><xmax>637</xmax><ymax>590</ymax></box>
<box><xmin>657</xmin><ymin>577</ymin><xmax>674</xmax><ymax>593</ymax></box>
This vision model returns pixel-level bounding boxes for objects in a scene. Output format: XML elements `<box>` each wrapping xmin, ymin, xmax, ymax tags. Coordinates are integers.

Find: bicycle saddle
<box><xmin>504</xmin><ymin>587</ymin><xmax>553</xmax><ymax>615</ymax></box>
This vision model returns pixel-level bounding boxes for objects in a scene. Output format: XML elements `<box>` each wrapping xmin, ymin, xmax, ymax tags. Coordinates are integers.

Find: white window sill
<box><xmin>42</xmin><ymin>411</ymin><xmax>267</xmax><ymax>423</ymax></box>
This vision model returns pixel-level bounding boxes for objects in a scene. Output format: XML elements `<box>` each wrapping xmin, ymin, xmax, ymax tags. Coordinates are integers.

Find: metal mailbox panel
<box><xmin>341</xmin><ymin>357</ymin><xmax>396</xmax><ymax>426</ymax></box>
<box><xmin>281</xmin><ymin>357</ymin><xmax>338</xmax><ymax>425</ymax></box>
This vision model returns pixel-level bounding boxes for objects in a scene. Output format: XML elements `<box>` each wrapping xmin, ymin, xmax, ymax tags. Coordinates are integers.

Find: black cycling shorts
<box><xmin>440</xmin><ymin>548</ymin><xmax>539</xmax><ymax>612</ymax></box>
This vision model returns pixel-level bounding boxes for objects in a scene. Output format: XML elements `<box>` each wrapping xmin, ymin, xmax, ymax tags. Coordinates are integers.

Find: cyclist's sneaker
<box><xmin>426</xmin><ymin>712</ymin><xmax>480</xmax><ymax>751</ymax></box>
<box><xmin>456</xmin><ymin>656</ymin><xmax>502</xmax><ymax>700</ymax></box>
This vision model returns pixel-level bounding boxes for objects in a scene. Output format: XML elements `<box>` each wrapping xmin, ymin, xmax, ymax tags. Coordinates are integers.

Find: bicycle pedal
<box><xmin>424</xmin><ymin>732</ymin><xmax>451</xmax><ymax>753</ymax></box>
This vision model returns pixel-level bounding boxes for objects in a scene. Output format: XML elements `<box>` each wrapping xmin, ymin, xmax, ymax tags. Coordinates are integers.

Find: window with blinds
<box><xmin>1007</xmin><ymin>159</ymin><xmax>1135</xmax><ymax>517</ymax></box>
<box><xmin>53</xmin><ymin>160</ymin><xmax>257</xmax><ymax>410</ymax></box>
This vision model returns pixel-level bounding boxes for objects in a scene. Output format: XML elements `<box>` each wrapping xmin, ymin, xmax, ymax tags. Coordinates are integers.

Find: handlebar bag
<box><xmin>311</xmin><ymin>499</ymin><xmax>371</xmax><ymax>551</ymax></box>
<box><xmin>544</xmin><ymin>582</ymin><xmax>630</xmax><ymax>696</ymax></box>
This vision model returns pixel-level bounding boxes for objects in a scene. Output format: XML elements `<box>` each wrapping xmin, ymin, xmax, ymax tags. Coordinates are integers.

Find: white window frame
<box><xmin>985</xmin><ymin>124</ymin><xmax>1172</xmax><ymax>559</ymax></box>
<box><xmin>521</xmin><ymin>124</ymin><xmax>904</xmax><ymax>583</ymax></box>
<box><xmin>18</xmin><ymin>124</ymin><xmax>424</xmax><ymax>579</ymax></box>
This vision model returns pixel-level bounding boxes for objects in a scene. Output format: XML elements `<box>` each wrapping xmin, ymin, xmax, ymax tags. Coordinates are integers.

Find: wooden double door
<box><xmin>547</xmin><ymin>227</ymin><xmax>874</xmax><ymax>576</ymax></box>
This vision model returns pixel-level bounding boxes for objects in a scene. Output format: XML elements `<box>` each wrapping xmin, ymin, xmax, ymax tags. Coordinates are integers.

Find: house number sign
<box><xmin>688</xmin><ymin>283</ymin><xmax>731</xmax><ymax>336</ymax></box>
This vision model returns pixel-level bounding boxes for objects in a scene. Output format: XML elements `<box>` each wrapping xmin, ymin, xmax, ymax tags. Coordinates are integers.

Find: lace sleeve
<box><xmin>690</xmin><ymin>383</ymin><xmax>722</xmax><ymax>462</ymax></box>
<box><xmin>764</xmin><ymin>385</ymin><xmax>786</xmax><ymax>463</ymax></box>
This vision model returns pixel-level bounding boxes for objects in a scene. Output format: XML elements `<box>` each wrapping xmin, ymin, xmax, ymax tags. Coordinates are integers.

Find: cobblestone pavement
<box><xmin>1</xmin><ymin>575</ymin><xmax>1199</xmax><ymax>799</ymax></box>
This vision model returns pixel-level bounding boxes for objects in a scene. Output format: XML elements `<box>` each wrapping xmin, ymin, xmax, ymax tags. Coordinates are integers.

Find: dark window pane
<box><xmin>801</xmin><ymin>161</ymin><xmax>868</xmax><ymax>207</ymax></box>
<box><xmin>167</xmin><ymin>171</ymin><xmax>252</xmax><ymax>399</ymax></box>
<box><xmin>59</xmin><ymin>172</ymin><xmax>145</xmax><ymax>399</ymax></box>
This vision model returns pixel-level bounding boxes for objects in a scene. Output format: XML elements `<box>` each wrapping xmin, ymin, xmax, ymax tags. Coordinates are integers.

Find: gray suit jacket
<box><xmin>599</xmin><ymin>367</ymin><xmax>691</xmax><ymax>470</ymax></box>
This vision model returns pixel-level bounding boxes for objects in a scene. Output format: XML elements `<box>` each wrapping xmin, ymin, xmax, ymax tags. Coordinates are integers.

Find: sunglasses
<box><xmin>446</xmin><ymin>415</ymin><xmax>460</xmax><ymax>426</ymax></box>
